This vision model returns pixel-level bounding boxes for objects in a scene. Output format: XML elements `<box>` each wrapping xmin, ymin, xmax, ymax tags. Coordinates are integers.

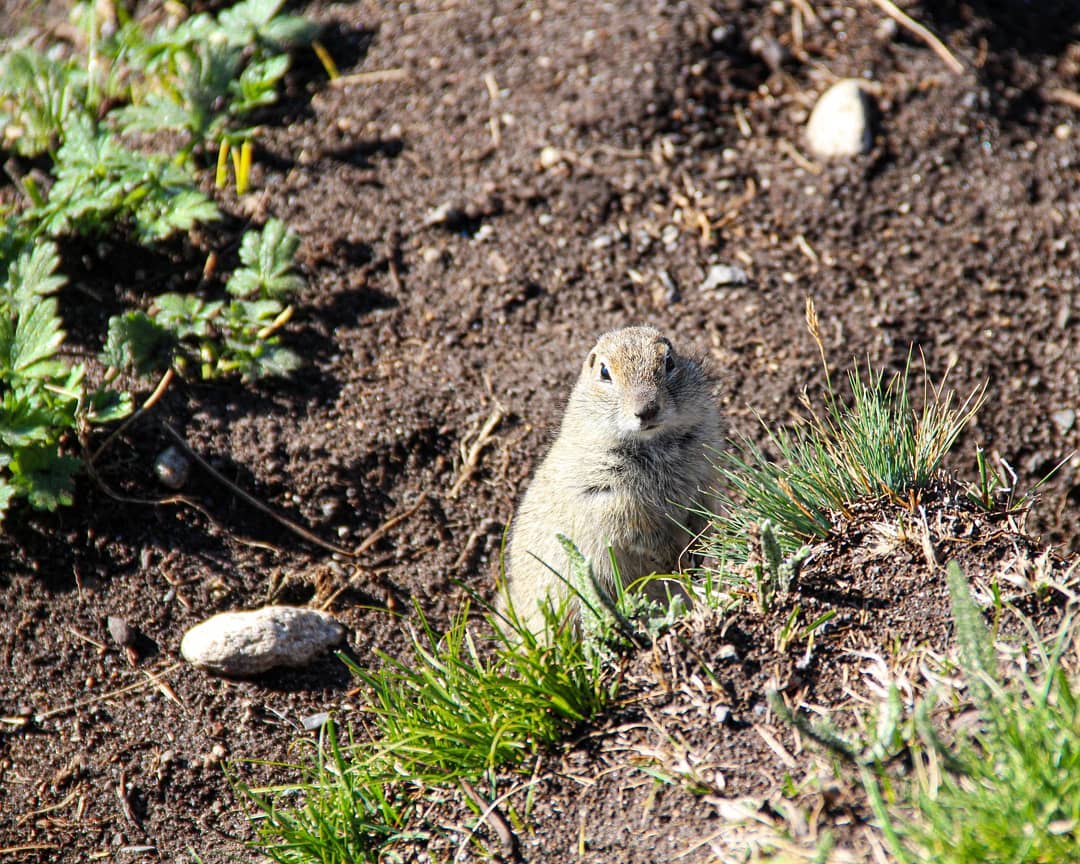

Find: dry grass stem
<box><xmin>449</xmin><ymin>403</ymin><xmax>505</xmax><ymax>498</ymax></box>
<box><xmin>328</xmin><ymin>68</ymin><xmax>408</xmax><ymax>87</ymax></box>
<box><xmin>867</xmin><ymin>0</ymin><xmax>964</xmax><ymax>74</ymax></box>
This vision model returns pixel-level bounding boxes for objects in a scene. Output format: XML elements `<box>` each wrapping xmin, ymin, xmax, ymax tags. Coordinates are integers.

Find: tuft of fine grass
<box><xmin>700</xmin><ymin>300</ymin><xmax>985</xmax><ymax>562</ymax></box>
<box><xmin>867</xmin><ymin>562</ymin><xmax>1080</xmax><ymax>863</ymax></box>
<box><xmin>241</xmin><ymin>597</ymin><xmax>616</xmax><ymax>863</ymax></box>
<box><xmin>344</xmin><ymin>599</ymin><xmax>613</xmax><ymax>786</ymax></box>
<box><xmin>239</xmin><ymin>721</ymin><xmax>415</xmax><ymax>864</ymax></box>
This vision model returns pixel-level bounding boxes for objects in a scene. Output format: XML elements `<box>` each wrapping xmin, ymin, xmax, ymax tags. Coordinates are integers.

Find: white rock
<box><xmin>180</xmin><ymin>606</ymin><xmax>347</xmax><ymax>677</ymax></box>
<box><xmin>1051</xmin><ymin>409</ymin><xmax>1076</xmax><ymax>435</ymax></box>
<box><xmin>806</xmin><ymin>79</ymin><xmax>874</xmax><ymax>159</ymax></box>
<box><xmin>538</xmin><ymin>145</ymin><xmax>563</xmax><ymax>169</ymax></box>
<box><xmin>699</xmin><ymin>263</ymin><xmax>749</xmax><ymax>290</ymax></box>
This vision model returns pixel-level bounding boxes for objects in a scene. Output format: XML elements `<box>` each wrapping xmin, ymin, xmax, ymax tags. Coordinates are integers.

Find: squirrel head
<box><xmin>573</xmin><ymin>326</ymin><xmax>706</xmax><ymax>440</ymax></box>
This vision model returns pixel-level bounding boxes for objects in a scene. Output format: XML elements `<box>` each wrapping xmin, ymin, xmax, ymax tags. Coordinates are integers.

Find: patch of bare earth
<box><xmin>1</xmin><ymin>1</ymin><xmax>1077</xmax><ymax>862</ymax></box>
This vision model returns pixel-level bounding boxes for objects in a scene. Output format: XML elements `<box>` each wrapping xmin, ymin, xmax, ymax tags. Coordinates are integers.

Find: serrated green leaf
<box><xmin>2</xmin><ymin>242</ymin><xmax>66</xmax><ymax>314</ymax></box>
<box><xmin>231</xmin><ymin>54</ymin><xmax>290</xmax><ymax>113</ymax></box>
<box><xmin>244</xmin><ymin>343</ymin><xmax>301</xmax><ymax>379</ymax></box>
<box><xmin>10</xmin><ymin>298</ymin><xmax>65</xmax><ymax>380</ymax></box>
<box><xmin>219</xmin><ymin>0</ymin><xmax>284</xmax><ymax>36</ymax></box>
<box><xmin>0</xmin><ymin>393</ymin><xmax>56</xmax><ymax>447</ymax></box>
<box><xmin>101</xmin><ymin>311</ymin><xmax>176</xmax><ymax>376</ymax></box>
<box><xmin>227</xmin><ymin>219</ymin><xmax>303</xmax><ymax>299</ymax></box>
<box><xmin>113</xmin><ymin>98</ymin><xmax>197</xmax><ymax>135</ymax></box>
<box><xmin>134</xmin><ymin>188</ymin><xmax>220</xmax><ymax>242</ymax></box>
<box><xmin>155</xmin><ymin>293</ymin><xmax>223</xmax><ymax>338</ymax></box>
<box><xmin>8</xmin><ymin>445</ymin><xmax>80</xmax><ymax>511</ymax></box>
<box><xmin>224</xmin><ymin>269</ymin><xmax>260</xmax><ymax>299</ymax></box>
<box><xmin>231</xmin><ymin>297</ymin><xmax>284</xmax><ymax>324</ymax></box>
<box><xmin>85</xmin><ymin>389</ymin><xmax>134</xmax><ymax>425</ymax></box>
<box><xmin>259</xmin><ymin>15</ymin><xmax>319</xmax><ymax>47</ymax></box>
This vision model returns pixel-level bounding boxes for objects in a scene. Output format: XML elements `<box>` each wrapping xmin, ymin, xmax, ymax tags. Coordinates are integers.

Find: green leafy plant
<box><xmin>28</xmin><ymin>120</ymin><xmax>221</xmax><ymax>242</ymax></box>
<box><xmin>0</xmin><ymin>240</ymin><xmax>131</xmax><ymax>524</ymax></box>
<box><xmin>101</xmin><ymin>219</ymin><xmax>302</xmax><ymax>382</ymax></box>
<box><xmin>0</xmin><ymin>0</ymin><xmax>315</xmax><ymax>522</ymax></box>
<box><xmin>0</xmin><ymin>48</ymin><xmax>91</xmax><ymax>157</ymax></box>
<box><xmin>748</xmin><ymin>518</ymin><xmax>811</xmax><ymax>613</ymax></box>
<box><xmin>101</xmin><ymin>0</ymin><xmax>317</xmax><ymax>161</ymax></box>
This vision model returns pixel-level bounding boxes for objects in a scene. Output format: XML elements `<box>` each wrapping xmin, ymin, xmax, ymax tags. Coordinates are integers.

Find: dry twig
<box><xmin>457</xmin><ymin>778</ymin><xmax>519</xmax><ymax>859</ymax></box>
<box><xmin>867</xmin><ymin>0</ymin><xmax>964</xmax><ymax>75</ymax></box>
<box><xmin>449</xmin><ymin>403</ymin><xmax>506</xmax><ymax>499</ymax></box>
<box><xmin>91</xmin><ymin>367</ymin><xmax>175</xmax><ymax>465</ymax></box>
<box><xmin>1043</xmin><ymin>87</ymin><xmax>1080</xmax><ymax>111</ymax></box>
<box><xmin>162</xmin><ymin>423</ymin><xmax>356</xmax><ymax>558</ymax></box>
<box><xmin>355</xmin><ymin>493</ymin><xmax>430</xmax><ymax>556</ymax></box>
<box><xmin>328</xmin><ymin>68</ymin><xmax>408</xmax><ymax>87</ymax></box>
<box><xmin>35</xmin><ymin>663</ymin><xmax>184</xmax><ymax>722</ymax></box>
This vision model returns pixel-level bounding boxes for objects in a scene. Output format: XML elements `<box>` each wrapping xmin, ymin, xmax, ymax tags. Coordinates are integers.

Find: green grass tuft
<box><xmin>242</xmin><ymin>597</ymin><xmax>616</xmax><ymax>862</ymax></box>
<box><xmin>699</xmin><ymin>307</ymin><xmax>985</xmax><ymax>565</ymax></box>
<box><xmin>345</xmin><ymin>599</ymin><xmax>612</xmax><ymax>786</ymax></box>
<box><xmin>886</xmin><ymin>564</ymin><xmax>1080</xmax><ymax>863</ymax></box>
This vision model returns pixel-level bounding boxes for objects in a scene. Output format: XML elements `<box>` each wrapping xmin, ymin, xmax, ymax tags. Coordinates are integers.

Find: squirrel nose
<box><xmin>636</xmin><ymin>402</ymin><xmax>660</xmax><ymax>424</ymax></box>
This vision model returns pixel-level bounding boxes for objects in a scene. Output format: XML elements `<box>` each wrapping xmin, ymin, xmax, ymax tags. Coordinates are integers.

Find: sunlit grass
<box><xmin>699</xmin><ymin>299</ymin><xmax>985</xmax><ymax>563</ymax></box>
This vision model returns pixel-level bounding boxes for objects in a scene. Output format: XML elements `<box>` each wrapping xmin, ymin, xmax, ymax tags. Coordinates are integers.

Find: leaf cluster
<box><xmin>102</xmin><ymin>218</ymin><xmax>303</xmax><ymax>381</ymax></box>
<box><xmin>102</xmin><ymin>0</ymin><xmax>317</xmax><ymax>157</ymax></box>
<box><xmin>0</xmin><ymin>0</ymin><xmax>314</xmax><ymax>524</ymax></box>
<box><xmin>0</xmin><ymin>240</ymin><xmax>131</xmax><ymax>523</ymax></box>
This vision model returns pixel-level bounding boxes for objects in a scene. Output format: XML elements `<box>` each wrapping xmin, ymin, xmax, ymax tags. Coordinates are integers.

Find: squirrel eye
<box><xmin>599</xmin><ymin>362</ymin><xmax>611</xmax><ymax>382</ymax></box>
<box><xmin>664</xmin><ymin>352</ymin><xmax>675</xmax><ymax>374</ymax></box>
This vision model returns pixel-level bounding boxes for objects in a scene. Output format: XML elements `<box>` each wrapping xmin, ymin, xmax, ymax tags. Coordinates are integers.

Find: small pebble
<box><xmin>749</xmin><ymin>34</ymin><xmax>785</xmax><ymax>72</ymax></box>
<box><xmin>538</xmin><ymin>145</ymin><xmax>563</xmax><ymax>169</ymax></box>
<box><xmin>653</xmin><ymin>270</ymin><xmax>680</xmax><ymax>306</ymax></box>
<box><xmin>1051</xmin><ymin>409</ymin><xmax>1076</xmax><ymax>435</ymax></box>
<box><xmin>154</xmin><ymin>446</ymin><xmax>190</xmax><ymax>490</ymax></box>
<box><xmin>423</xmin><ymin>201</ymin><xmax>468</xmax><ymax>229</ymax></box>
<box><xmin>699</xmin><ymin>264</ymin><xmax>749</xmax><ymax>291</ymax></box>
<box><xmin>180</xmin><ymin>606</ymin><xmax>347</xmax><ymax>677</ymax></box>
<box><xmin>302</xmin><ymin>712</ymin><xmax>332</xmax><ymax>731</ymax></box>
<box><xmin>710</xmin><ymin>25</ymin><xmax>732</xmax><ymax>44</ymax></box>
<box><xmin>716</xmin><ymin>644</ymin><xmax>739</xmax><ymax>661</ymax></box>
<box><xmin>107</xmin><ymin>616</ymin><xmax>135</xmax><ymax>648</ymax></box>
<box><xmin>806</xmin><ymin>79</ymin><xmax>874</xmax><ymax>159</ymax></box>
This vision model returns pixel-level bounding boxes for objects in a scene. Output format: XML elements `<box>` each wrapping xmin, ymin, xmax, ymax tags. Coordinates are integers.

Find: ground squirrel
<box><xmin>503</xmin><ymin>326</ymin><xmax>723</xmax><ymax>632</ymax></box>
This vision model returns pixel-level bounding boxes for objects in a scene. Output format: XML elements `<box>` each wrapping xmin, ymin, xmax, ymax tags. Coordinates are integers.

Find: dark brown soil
<box><xmin>1</xmin><ymin>1</ymin><xmax>1078</xmax><ymax>862</ymax></box>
